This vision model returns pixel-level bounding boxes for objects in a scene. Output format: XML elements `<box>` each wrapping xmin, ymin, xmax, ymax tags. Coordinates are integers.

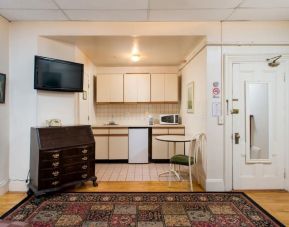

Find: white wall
<box><xmin>180</xmin><ymin>48</ymin><xmax>207</xmax><ymax>188</ymax></box>
<box><xmin>0</xmin><ymin>16</ymin><xmax>9</xmax><ymax>195</ymax></box>
<box><xmin>8</xmin><ymin>21</ymin><xmax>289</xmax><ymax>191</ymax></box>
<box><xmin>75</xmin><ymin>47</ymin><xmax>96</xmax><ymax>125</ymax></box>
<box><xmin>180</xmin><ymin>50</ymin><xmax>207</xmax><ymax>137</ymax></box>
<box><xmin>37</xmin><ymin>37</ymin><xmax>77</xmax><ymax>126</ymax></box>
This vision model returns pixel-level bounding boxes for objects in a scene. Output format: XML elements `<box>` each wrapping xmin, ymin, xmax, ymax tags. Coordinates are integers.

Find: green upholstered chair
<box><xmin>169</xmin><ymin>133</ymin><xmax>206</xmax><ymax>191</ymax></box>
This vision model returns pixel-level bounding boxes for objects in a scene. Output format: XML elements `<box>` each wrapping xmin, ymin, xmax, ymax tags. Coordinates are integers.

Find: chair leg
<box><xmin>189</xmin><ymin>165</ymin><xmax>193</xmax><ymax>192</ymax></box>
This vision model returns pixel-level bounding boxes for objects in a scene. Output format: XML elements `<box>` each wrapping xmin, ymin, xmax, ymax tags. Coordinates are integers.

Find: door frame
<box><xmin>223</xmin><ymin>54</ymin><xmax>289</xmax><ymax>191</ymax></box>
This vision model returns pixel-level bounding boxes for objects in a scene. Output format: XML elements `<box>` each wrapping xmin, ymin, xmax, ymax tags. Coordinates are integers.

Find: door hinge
<box><xmin>284</xmin><ymin>169</ymin><xmax>287</xmax><ymax>179</ymax></box>
<box><xmin>284</xmin><ymin>73</ymin><xmax>286</xmax><ymax>83</ymax></box>
<box><xmin>88</xmin><ymin>116</ymin><xmax>90</xmax><ymax>121</ymax></box>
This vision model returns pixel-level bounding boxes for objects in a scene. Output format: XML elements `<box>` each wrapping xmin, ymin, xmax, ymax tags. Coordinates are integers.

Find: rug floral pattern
<box><xmin>2</xmin><ymin>192</ymin><xmax>284</xmax><ymax>227</ymax></box>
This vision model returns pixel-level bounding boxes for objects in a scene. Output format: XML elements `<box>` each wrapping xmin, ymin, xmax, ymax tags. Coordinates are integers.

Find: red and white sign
<box><xmin>212</xmin><ymin>87</ymin><xmax>220</xmax><ymax>95</ymax></box>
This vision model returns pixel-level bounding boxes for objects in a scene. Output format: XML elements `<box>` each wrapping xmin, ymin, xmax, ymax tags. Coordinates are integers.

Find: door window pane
<box><xmin>247</xmin><ymin>82</ymin><xmax>269</xmax><ymax>161</ymax></box>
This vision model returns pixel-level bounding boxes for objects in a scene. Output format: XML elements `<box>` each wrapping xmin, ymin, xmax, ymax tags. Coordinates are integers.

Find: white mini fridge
<box><xmin>128</xmin><ymin>127</ymin><xmax>149</xmax><ymax>163</ymax></box>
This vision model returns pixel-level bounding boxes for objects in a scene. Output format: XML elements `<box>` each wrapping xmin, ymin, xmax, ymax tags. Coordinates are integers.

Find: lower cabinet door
<box><xmin>94</xmin><ymin>136</ymin><xmax>109</xmax><ymax>160</ymax></box>
<box><xmin>109</xmin><ymin>136</ymin><xmax>128</xmax><ymax>160</ymax></box>
<box><xmin>152</xmin><ymin>136</ymin><xmax>169</xmax><ymax>159</ymax></box>
<box><xmin>168</xmin><ymin>142</ymin><xmax>185</xmax><ymax>157</ymax></box>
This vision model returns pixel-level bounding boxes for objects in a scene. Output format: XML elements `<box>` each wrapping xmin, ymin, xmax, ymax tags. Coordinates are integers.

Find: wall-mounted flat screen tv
<box><xmin>34</xmin><ymin>56</ymin><xmax>84</xmax><ymax>92</ymax></box>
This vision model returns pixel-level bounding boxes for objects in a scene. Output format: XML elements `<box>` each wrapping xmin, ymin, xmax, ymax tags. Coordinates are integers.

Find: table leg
<box><xmin>159</xmin><ymin>142</ymin><xmax>181</xmax><ymax>180</ymax></box>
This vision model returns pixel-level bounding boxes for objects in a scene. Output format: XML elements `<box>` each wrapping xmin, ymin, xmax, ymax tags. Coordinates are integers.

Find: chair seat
<box><xmin>170</xmin><ymin>154</ymin><xmax>195</xmax><ymax>166</ymax></box>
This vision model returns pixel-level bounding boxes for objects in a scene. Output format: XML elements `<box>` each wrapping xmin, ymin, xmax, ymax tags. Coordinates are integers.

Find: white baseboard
<box><xmin>9</xmin><ymin>181</ymin><xmax>28</xmax><ymax>192</ymax></box>
<box><xmin>0</xmin><ymin>179</ymin><xmax>9</xmax><ymax>195</ymax></box>
<box><xmin>205</xmin><ymin>179</ymin><xmax>225</xmax><ymax>191</ymax></box>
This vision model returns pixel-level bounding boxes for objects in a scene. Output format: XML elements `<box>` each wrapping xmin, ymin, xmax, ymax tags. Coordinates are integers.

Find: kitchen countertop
<box><xmin>91</xmin><ymin>124</ymin><xmax>185</xmax><ymax>128</ymax></box>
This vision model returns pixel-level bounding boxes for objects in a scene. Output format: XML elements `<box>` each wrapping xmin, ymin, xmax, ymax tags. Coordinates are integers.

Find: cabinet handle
<box><xmin>82</xmin><ymin>149</ymin><xmax>88</xmax><ymax>154</ymax></box>
<box><xmin>52</xmin><ymin>171</ymin><xmax>59</xmax><ymax>176</ymax></box>
<box><xmin>52</xmin><ymin>181</ymin><xmax>59</xmax><ymax>185</ymax></box>
<box><xmin>52</xmin><ymin>153</ymin><xmax>60</xmax><ymax>159</ymax></box>
<box><xmin>82</xmin><ymin>165</ymin><xmax>88</xmax><ymax>170</ymax></box>
<box><xmin>81</xmin><ymin>174</ymin><xmax>88</xmax><ymax>179</ymax></box>
<box><xmin>82</xmin><ymin>156</ymin><xmax>88</xmax><ymax>161</ymax></box>
<box><xmin>52</xmin><ymin>162</ymin><xmax>59</xmax><ymax>167</ymax></box>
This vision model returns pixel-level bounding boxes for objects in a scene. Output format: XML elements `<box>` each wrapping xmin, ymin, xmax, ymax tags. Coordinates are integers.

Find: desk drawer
<box><xmin>62</xmin><ymin>154</ymin><xmax>92</xmax><ymax>165</ymax></box>
<box><xmin>39</xmin><ymin>178</ymin><xmax>61</xmax><ymax>190</ymax></box>
<box><xmin>62</xmin><ymin>171</ymin><xmax>89</xmax><ymax>183</ymax></box>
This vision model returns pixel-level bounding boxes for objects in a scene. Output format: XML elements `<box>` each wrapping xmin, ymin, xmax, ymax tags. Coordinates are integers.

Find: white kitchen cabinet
<box><xmin>110</xmin><ymin>74</ymin><xmax>124</xmax><ymax>102</ymax></box>
<box><xmin>124</xmin><ymin>74</ymin><xmax>150</xmax><ymax>102</ymax></box>
<box><xmin>137</xmin><ymin>74</ymin><xmax>150</xmax><ymax>102</ymax></box>
<box><xmin>151</xmin><ymin>74</ymin><xmax>178</xmax><ymax>103</ymax></box>
<box><xmin>152</xmin><ymin>127</ymin><xmax>185</xmax><ymax>160</ymax></box>
<box><xmin>96</xmin><ymin>75</ymin><xmax>110</xmax><ymax>103</ymax></box>
<box><xmin>152</xmin><ymin>136</ymin><xmax>169</xmax><ymax>159</ymax></box>
<box><xmin>168</xmin><ymin>142</ymin><xmax>185</xmax><ymax>157</ymax></box>
<box><xmin>151</xmin><ymin>74</ymin><xmax>165</xmax><ymax>102</ymax></box>
<box><xmin>94</xmin><ymin>136</ymin><xmax>109</xmax><ymax>160</ymax></box>
<box><xmin>124</xmin><ymin>74</ymin><xmax>138</xmax><ymax>102</ymax></box>
<box><xmin>96</xmin><ymin>74</ymin><xmax>123</xmax><ymax>103</ymax></box>
<box><xmin>165</xmin><ymin>74</ymin><xmax>178</xmax><ymax>102</ymax></box>
<box><xmin>109</xmin><ymin>136</ymin><xmax>128</xmax><ymax>160</ymax></box>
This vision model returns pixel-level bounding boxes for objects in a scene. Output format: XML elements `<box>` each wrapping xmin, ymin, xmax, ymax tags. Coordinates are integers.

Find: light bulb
<box><xmin>131</xmin><ymin>54</ymin><xmax>140</xmax><ymax>62</ymax></box>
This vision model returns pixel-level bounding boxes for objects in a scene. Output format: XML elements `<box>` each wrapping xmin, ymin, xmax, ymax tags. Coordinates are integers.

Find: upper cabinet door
<box><xmin>96</xmin><ymin>74</ymin><xmax>110</xmax><ymax>102</ymax></box>
<box><xmin>96</xmin><ymin>74</ymin><xmax>123</xmax><ymax>103</ymax></box>
<box><xmin>137</xmin><ymin>74</ymin><xmax>150</xmax><ymax>102</ymax></box>
<box><xmin>109</xmin><ymin>74</ymin><xmax>124</xmax><ymax>102</ymax></box>
<box><xmin>124</xmin><ymin>74</ymin><xmax>138</xmax><ymax>102</ymax></box>
<box><xmin>151</xmin><ymin>74</ymin><xmax>165</xmax><ymax>102</ymax></box>
<box><xmin>124</xmin><ymin>74</ymin><xmax>150</xmax><ymax>102</ymax></box>
<box><xmin>165</xmin><ymin>74</ymin><xmax>178</xmax><ymax>102</ymax></box>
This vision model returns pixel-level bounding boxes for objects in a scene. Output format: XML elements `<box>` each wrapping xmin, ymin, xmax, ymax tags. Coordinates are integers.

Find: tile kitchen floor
<box><xmin>95</xmin><ymin>163</ymin><xmax>191</xmax><ymax>182</ymax></box>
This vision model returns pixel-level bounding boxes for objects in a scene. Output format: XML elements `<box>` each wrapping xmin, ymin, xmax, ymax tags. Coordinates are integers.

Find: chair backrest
<box><xmin>189</xmin><ymin>133</ymin><xmax>206</xmax><ymax>164</ymax></box>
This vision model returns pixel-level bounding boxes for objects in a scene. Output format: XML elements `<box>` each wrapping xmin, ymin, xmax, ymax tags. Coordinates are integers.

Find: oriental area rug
<box><xmin>1</xmin><ymin>192</ymin><xmax>284</xmax><ymax>227</ymax></box>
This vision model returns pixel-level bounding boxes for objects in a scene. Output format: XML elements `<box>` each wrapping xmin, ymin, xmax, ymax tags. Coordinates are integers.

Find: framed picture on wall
<box><xmin>187</xmin><ymin>81</ymin><xmax>194</xmax><ymax>113</ymax></box>
<box><xmin>0</xmin><ymin>73</ymin><xmax>6</xmax><ymax>104</ymax></box>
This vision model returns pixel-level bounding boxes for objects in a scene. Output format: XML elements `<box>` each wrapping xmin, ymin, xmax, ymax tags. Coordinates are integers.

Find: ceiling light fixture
<box><xmin>131</xmin><ymin>54</ymin><xmax>140</xmax><ymax>62</ymax></box>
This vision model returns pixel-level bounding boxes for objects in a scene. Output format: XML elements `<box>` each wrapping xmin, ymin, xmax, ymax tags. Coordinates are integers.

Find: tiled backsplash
<box><xmin>94</xmin><ymin>103</ymin><xmax>180</xmax><ymax>125</ymax></box>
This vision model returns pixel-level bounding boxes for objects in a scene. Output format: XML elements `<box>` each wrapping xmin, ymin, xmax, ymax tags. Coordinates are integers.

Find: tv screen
<box><xmin>34</xmin><ymin>56</ymin><xmax>84</xmax><ymax>92</ymax></box>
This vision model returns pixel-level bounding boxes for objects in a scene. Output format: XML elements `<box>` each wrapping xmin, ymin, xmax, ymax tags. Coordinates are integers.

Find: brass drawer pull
<box><xmin>82</xmin><ymin>165</ymin><xmax>88</xmax><ymax>170</ymax></box>
<box><xmin>52</xmin><ymin>181</ymin><xmax>59</xmax><ymax>185</ymax></box>
<box><xmin>52</xmin><ymin>162</ymin><xmax>59</xmax><ymax>167</ymax></box>
<box><xmin>52</xmin><ymin>153</ymin><xmax>60</xmax><ymax>159</ymax></box>
<box><xmin>82</xmin><ymin>149</ymin><xmax>88</xmax><ymax>154</ymax></box>
<box><xmin>82</xmin><ymin>156</ymin><xmax>88</xmax><ymax>161</ymax></box>
<box><xmin>52</xmin><ymin>171</ymin><xmax>59</xmax><ymax>176</ymax></box>
<box><xmin>81</xmin><ymin>174</ymin><xmax>88</xmax><ymax>179</ymax></box>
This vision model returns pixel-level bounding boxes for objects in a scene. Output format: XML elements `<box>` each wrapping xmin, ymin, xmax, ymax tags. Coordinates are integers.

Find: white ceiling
<box><xmin>49</xmin><ymin>36</ymin><xmax>203</xmax><ymax>66</ymax></box>
<box><xmin>0</xmin><ymin>0</ymin><xmax>289</xmax><ymax>21</ymax></box>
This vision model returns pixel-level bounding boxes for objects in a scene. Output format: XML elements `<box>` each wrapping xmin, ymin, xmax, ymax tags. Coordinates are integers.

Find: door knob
<box><xmin>235</xmin><ymin>133</ymin><xmax>240</xmax><ymax>144</ymax></box>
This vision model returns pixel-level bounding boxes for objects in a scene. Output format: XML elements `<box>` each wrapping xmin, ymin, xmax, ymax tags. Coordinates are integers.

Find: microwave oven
<box><xmin>159</xmin><ymin>114</ymin><xmax>180</xmax><ymax>125</ymax></box>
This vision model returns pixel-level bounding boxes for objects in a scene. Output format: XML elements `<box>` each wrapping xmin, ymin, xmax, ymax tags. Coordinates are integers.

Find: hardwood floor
<box><xmin>245</xmin><ymin>190</ymin><xmax>289</xmax><ymax>226</ymax></box>
<box><xmin>0</xmin><ymin>182</ymin><xmax>288</xmax><ymax>226</ymax></box>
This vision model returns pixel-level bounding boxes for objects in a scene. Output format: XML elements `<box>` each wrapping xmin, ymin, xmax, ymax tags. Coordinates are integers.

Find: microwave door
<box><xmin>162</xmin><ymin>115</ymin><xmax>174</xmax><ymax>124</ymax></box>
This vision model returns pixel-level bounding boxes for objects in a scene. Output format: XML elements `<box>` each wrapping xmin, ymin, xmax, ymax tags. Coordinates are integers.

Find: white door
<box><xmin>232</xmin><ymin>63</ymin><xmax>286</xmax><ymax>189</ymax></box>
<box><xmin>79</xmin><ymin>72</ymin><xmax>89</xmax><ymax>124</ymax></box>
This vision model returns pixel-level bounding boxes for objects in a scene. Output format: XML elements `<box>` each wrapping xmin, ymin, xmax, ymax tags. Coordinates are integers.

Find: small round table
<box><xmin>156</xmin><ymin>135</ymin><xmax>195</xmax><ymax>180</ymax></box>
